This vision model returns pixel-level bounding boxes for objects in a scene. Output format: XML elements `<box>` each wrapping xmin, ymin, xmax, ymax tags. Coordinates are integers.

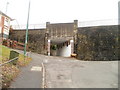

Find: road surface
<box><xmin>10</xmin><ymin>50</ymin><xmax>118</xmax><ymax>88</ymax></box>
<box><xmin>43</xmin><ymin>56</ymin><xmax>118</xmax><ymax>88</ymax></box>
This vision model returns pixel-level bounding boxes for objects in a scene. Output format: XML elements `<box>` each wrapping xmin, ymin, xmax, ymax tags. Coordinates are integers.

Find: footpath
<box><xmin>10</xmin><ymin>51</ymin><xmax>44</xmax><ymax>88</ymax></box>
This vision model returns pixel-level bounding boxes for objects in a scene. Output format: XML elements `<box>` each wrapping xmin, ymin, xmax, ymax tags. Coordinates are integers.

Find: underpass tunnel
<box><xmin>47</xmin><ymin>37</ymin><xmax>74</xmax><ymax>57</ymax></box>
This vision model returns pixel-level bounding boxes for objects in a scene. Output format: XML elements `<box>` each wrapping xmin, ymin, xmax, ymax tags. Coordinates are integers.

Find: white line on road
<box><xmin>42</xmin><ymin>63</ymin><xmax>45</xmax><ymax>88</ymax></box>
<box><xmin>31</xmin><ymin>66</ymin><xmax>42</xmax><ymax>71</ymax></box>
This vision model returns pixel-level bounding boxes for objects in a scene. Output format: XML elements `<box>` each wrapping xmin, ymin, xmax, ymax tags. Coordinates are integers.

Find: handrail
<box><xmin>0</xmin><ymin>57</ymin><xmax>19</xmax><ymax>67</ymax></box>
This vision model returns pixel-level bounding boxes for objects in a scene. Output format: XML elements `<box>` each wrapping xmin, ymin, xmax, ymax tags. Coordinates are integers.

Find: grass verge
<box><xmin>0</xmin><ymin>45</ymin><xmax>32</xmax><ymax>88</ymax></box>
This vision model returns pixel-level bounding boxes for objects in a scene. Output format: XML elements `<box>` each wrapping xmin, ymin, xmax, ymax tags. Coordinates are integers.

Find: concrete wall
<box><xmin>57</xmin><ymin>44</ymin><xmax>71</xmax><ymax>57</ymax></box>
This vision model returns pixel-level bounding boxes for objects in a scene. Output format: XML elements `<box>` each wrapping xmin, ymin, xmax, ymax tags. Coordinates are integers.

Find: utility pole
<box><xmin>24</xmin><ymin>0</ymin><xmax>31</xmax><ymax>57</ymax></box>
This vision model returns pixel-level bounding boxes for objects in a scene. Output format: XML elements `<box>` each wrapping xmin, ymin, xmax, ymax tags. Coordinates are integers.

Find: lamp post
<box><xmin>6</xmin><ymin>2</ymin><xmax>9</xmax><ymax>14</ymax></box>
<box><xmin>24</xmin><ymin>0</ymin><xmax>31</xmax><ymax>57</ymax></box>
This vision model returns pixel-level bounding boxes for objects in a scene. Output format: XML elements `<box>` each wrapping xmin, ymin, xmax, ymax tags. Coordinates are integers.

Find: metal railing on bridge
<box><xmin>78</xmin><ymin>19</ymin><xmax>118</xmax><ymax>27</ymax></box>
<box><xmin>12</xmin><ymin>23</ymin><xmax>46</xmax><ymax>30</ymax></box>
<box><xmin>11</xmin><ymin>19</ymin><xmax>118</xmax><ymax>30</ymax></box>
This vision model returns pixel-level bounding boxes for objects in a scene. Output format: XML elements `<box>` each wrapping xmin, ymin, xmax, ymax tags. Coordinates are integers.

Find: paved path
<box><xmin>10</xmin><ymin>51</ymin><xmax>45</xmax><ymax>88</ymax></box>
<box><xmin>10</xmin><ymin>50</ymin><xmax>118</xmax><ymax>88</ymax></box>
<box><xmin>43</xmin><ymin>56</ymin><xmax>118</xmax><ymax>88</ymax></box>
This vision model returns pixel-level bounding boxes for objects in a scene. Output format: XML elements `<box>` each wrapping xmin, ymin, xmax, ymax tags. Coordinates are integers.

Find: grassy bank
<box><xmin>0</xmin><ymin>45</ymin><xmax>32</xmax><ymax>88</ymax></box>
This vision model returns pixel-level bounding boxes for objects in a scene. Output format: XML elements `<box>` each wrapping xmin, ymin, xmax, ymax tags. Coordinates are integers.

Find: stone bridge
<box><xmin>45</xmin><ymin>20</ymin><xmax>78</xmax><ymax>56</ymax></box>
<box><xmin>10</xmin><ymin>21</ymin><xmax>118</xmax><ymax>60</ymax></box>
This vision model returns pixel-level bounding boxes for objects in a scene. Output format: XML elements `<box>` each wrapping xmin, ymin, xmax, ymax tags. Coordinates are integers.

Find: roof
<box><xmin>0</xmin><ymin>11</ymin><xmax>12</xmax><ymax>20</ymax></box>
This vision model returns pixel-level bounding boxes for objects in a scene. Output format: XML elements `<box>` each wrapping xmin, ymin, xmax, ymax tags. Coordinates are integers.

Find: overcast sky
<box><xmin>0</xmin><ymin>0</ymin><xmax>119</xmax><ymax>27</ymax></box>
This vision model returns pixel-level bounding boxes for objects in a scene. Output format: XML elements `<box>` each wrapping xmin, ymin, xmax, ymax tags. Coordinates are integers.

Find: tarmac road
<box><xmin>43</xmin><ymin>56</ymin><xmax>118</xmax><ymax>88</ymax></box>
<box><xmin>10</xmin><ymin>50</ymin><xmax>118</xmax><ymax>88</ymax></box>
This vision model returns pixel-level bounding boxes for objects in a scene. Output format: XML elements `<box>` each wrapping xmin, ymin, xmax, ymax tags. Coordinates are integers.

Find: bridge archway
<box><xmin>47</xmin><ymin>38</ymin><xmax>74</xmax><ymax>57</ymax></box>
<box><xmin>46</xmin><ymin>20</ymin><xmax>78</xmax><ymax>57</ymax></box>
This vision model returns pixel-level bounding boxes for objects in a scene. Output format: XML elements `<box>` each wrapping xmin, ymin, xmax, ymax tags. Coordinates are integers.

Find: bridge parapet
<box><xmin>46</xmin><ymin>20</ymin><xmax>78</xmax><ymax>39</ymax></box>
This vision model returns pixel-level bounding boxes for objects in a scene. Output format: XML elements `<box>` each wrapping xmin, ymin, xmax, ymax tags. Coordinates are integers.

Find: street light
<box><xmin>6</xmin><ymin>2</ymin><xmax>9</xmax><ymax>14</ymax></box>
<box><xmin>24</xmin><ymin>0</ymin><xmax>31</xmax><ymax>57</ymax></box>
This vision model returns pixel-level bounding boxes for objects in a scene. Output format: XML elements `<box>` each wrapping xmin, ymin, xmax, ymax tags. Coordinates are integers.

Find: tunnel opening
<box><xmin>47</xmin><ymin>38</ymin><xmax>74</xmax><ymax>57</ymax></box>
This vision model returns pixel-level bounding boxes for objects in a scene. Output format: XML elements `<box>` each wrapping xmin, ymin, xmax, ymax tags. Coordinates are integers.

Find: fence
<box><xmin>0</xmin><ymin>57</ymin><xmax>18</xmax><ymax>67</ymax></box>
<box><xmin>78</xmin><ymin>19</ymin><xmax>118</xmax><ymax>27</ymax></box>
<box><xmin>12</xmin><ymin>23</ymin><xmax>46</xmax><ymax>30</ymax></box>
<box><xmin>2</xmin><ymin>39</ymin><xmax>28</xmax><ymax>50</ymax></box>
<box><xmin>11</xmin><ymin>19</ymin><xmax>118</xmax><ymax>30</ymax></box>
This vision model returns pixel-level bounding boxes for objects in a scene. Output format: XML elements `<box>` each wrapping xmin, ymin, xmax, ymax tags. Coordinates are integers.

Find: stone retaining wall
<box><xmin>76</xmin><ymin>25</ymin><xmax>119</xmax><ymax>61</ymax></box>
<box><xmin>9</xmin><ymin>29</ymin><xmax>46</xmax><ymax>54</ymax></box>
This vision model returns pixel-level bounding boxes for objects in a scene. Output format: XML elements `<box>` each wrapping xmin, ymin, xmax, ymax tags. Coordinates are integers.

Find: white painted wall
<box><xmin>57</xmin><ymin>44</ymin><xmax>71</xmax><ymax>57</ymax></box>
